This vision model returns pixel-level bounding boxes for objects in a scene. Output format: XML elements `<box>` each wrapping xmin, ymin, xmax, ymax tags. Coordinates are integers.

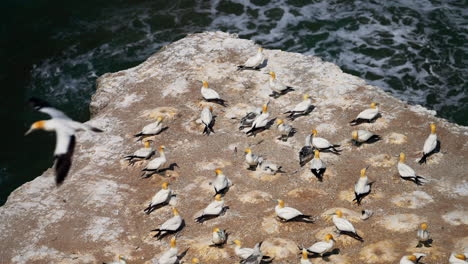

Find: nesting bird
<box><xmin>134</xmin><ymin>116</ymin><xmax>165</xmax><ymax>141</ymax></box>
<box><xmin>399</xmin><ymin>254</ymin><xmax>425</xmax><ymax>264</ymax></box>
<box><xmin>276</xmin><ymin>119</ymin><xmax>296</xmax><ymax>141</ymax></box>
<box><xmin>151</xmin><ymin>208</ymin><xmax>184</xmax><ymax>239</ymax></box>
<box><xmin>26</xmin><ymin>97</ymin><xmax>104</xmax><ymax>186</ymax></box>
<box><xmin>141</xmin><ymin>145</ymin><xmax>168</xmax><ymax>177</ymax></box>
<box><xmin>144</xmin><ymin>182</ymin><xmax>173</xmax><ymax>214</ymax></box>
<box><xmin>258</xmin><ymin>158</ymin><xmax>283</xmax><ymax>174</ymax></box>
<box><xmin>124</xmin><ymin>140</ymin><xmax>155</xmax><ymax>164</ymax></box>
<box><xmin>233</xmin><ymin>240</ymin><xmax>266</xmax><ymax>263</ymax></box>
<box><xmin>398</xmin><ymin>153</ymin><xmax>425</xmax><ymax>185</ymax></box>
<box><xmin>238</xmin><ymin>102</ymin><xmax>269</xmax><ymax>130</ymax></box>
<box><xmin>201</xmin><ymin>106</ymin><xmax>215</xmax><ymax>135</ymax></box>
<box><xmin>331</xmin><ymin>210</ymin><xmax>363</xmax><ymax>242</ymax></box>
<box><xmin>350</xmin><ymin>102</ymin><xmax>380</xmax><ymax>125</ymax></box>
<box><xmin>310</xmin><ymin>150</ymin><xmax>326</xmax><ymax>181</ymax></box>
<box><xmin>195</xmin><ymin>194</ymin><xmax>226</xmax><ymax>223</ymax></box>
<box><xmin>353</xmin><ymin>167</ymin><xmax>371</xmax><ymax>205</ymax></box>
<box><xmin>103</xmin><ymin>255</ymin><xmax>127</xmax><ymax>264</ymax></box>
<box><xmin>210</xmin><ymin>227</ymin><xmax>228</xmax><ymax>247</ymax></box>
<box><xmin>449</xmin><ymin>253</ymin><xmax>467</xmax><ymax>264</ymax></box>
<box><xmin>351</xmin><ymin>130</ymin><xmax>381</xmax><ymax>146</ymax></box>
<box><xmin>246</xmin><ymin>104</ymin><xmax>271</xmax><ymax>136</ymax></box>
<box><xmin>245</xmin><ymin>148</ymin><xmax>261</xmax><ymax>170</ymax></box>
<box><xmin>284</xmin><ymin>94</ymin><xmax>314</xmax><ymax>120</ymax></box>
<box><xmin>275</xmin><ymin>199</ymin><xmax>314</xmax><ymax>223</ymax></box>
<box><xmin>268</xmin><ymin>71</ymin><xmax>294</xmax><ymax>98</ymax></box>
<box><xmin>300</xmin><ymin>248</ymin><xmax>312</xmax><ymax>264</ymax></box>
<box><xmin>158</xmin><ymin>237</ymin><xmax>178</xmax><ymax>264</ymax></box>
<box><xmin>416</xmin><ymin>223</ymin><xmax>432</xmax><ymax>247</ymax></box>
<box><xmin>310</xmin><ymin>129</ymin><xmax>341</xmax><ymax>154</ymax></box>
<box><xmin>212</xmin><ymin>169</ymin><xmax>232</xmax><ymax>195</ymax></box>
<box><xmin>201</xmin><ymin>80</ymin><xmax>227</xmax><ymax>106</ymax></box>
<box><xmin>303</xmin><ymin>234</ymin><xmax>335</xmax><ymax>256</ymax></box>
<box><xmin>237</xmin><ymin>47</ymin><xmax>265</xmax><ymax>70</ymax></box>
<box><xmin>419</xmin><ymin>123</ymin><xmax>439</xmax><ymax>164</ymax></box>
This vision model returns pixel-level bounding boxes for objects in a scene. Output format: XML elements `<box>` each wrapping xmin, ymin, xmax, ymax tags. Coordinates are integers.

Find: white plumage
<box><xmin>195</xmin><ymin>195</ymin><xmax>225</xmax><ymax>222</ymax></box>
<box><xmin>275</xmin><ymin>200</ymin><xmax>304</xmax><ymax>221</ymax></box>
<box><xmin>152</xmin><ymin>208</ymin><xmax>183</xmax><ymax>239</ymax></box>
<box><xmin>305</xmin><ymin>234</ymin><xmax>334</xmax><ymax>255</ymax></box>
<box><xmin>449</xmin><ymin>253</ymin><xmax>468</xmax><ymax>264</ymax></box>
<box><xmin>141</xmin><ymin>146</ymin><xmax>167</xmax><ymax>177</ymax></box>
<box><xmin>310</xmin><ymin>150</ymin><xmax>326</xmax><ymax>181</ymax></box>
<box><xmin>212</xmin><ymin>169</ymin><xmax>232</xmax><ymax>194</ymax></box>
<box><xmin>144</xmin><ymin>182</ymin><xmax>172</xmax><ymax>214</ymax></box>
<box><xmin>423</xmin><ymin>133</ymin><xmax>437</xmax><ymax>155</ymax></box>
<box><xmin>103</xmin><ymin>255</ymin><xmax>127</xmax><ymax>264</ymax></box>
<box><xmin>399</xmin><ymin>254</ymin><xmax>426</xmax><ymax>264</ymax></box>
<box><xmin>398</xmin><ymin>153</ymin><xmax>425</xmax><ymax>185</ymax></box>
<box><xmin>201</xmin><ymin>106</ymin><xmax>214</xmax><ymax>134</ymax></box>
<box><xmin>201</xmin><ymin>81</ymin><xmax>221</xmax><ymax>100</ymax></box>
<box><xmin>158</xmin><ymin>238</ymin><xmax>178</xmax><ymax>264</ymax></box>
<box><xmin>332</xmin><ymin>210</ymin><xmax>362</xmax><ymax>241</ymax></box>
<box><xmin>300</xmin><ymin>248</ymin><xmax>312</xmax><ymax>264</ymax></box>
<box><xmin>233</xmin><ymin>240</ymin><xmax>256</xmax><ymax>260</ymax></box>
<box><xmin>212</xmin><ymin>228</ymin><xmax>227</xmax><ymax>246</ymax></box>
<box><xmin>258</xmin><ymin>158</ymin><xmax>282</xmax><ymax>174</ymax></box>
<box><xmin>239</xmin><ymin>48</ymin><xmax>265</xmax><ymax>69</ymax></box>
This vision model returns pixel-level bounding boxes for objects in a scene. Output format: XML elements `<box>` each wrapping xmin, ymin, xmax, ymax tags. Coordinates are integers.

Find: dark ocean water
<box><xmin>1</xmin><ymin>0</ymin><xmax>466</xmax><ymax>205</ymax></box>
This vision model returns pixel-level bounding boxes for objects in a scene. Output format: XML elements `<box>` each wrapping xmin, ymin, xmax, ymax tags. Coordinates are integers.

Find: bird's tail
<box><xmin>414</xmin><ymin>176</ymin><xmax>426</xmax><ymax>185</ymax></box>
<box><xmin>311</xmin><ymin>169</ymin><xmax>323</xmax><ymax>182</ymax></box>
<box><xmin>144</xmin><ymin>204</ymin><xmax>156</xmax><ymax>214</ymax></box>
<box><xmin>418</xmin><ymin>154</ymin><xmax>428</xmax><ymax>164</ymax></box>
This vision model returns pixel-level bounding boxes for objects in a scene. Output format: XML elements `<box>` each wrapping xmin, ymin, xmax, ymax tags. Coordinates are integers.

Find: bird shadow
<box><xmin>287</xmin><ymin>105</ymin><xmax>315</xmax><ymax>120</ymax></box>
<box><xmin>141</xmin><ymin>163</ymin><xmax>179</xmax><ymax>178</ymax></box>
<box><xmin>152</xmin><ymin>220</ymin><xmax>185</xmax><ymax>240</ymax></box>
<box><xmin>135</xmin><ymin>127</ymin><xmax>169</xmax><ymax>142</ymax></box>
<box><xmin>247</xmin><ymin>118</ymin><xmax>277</xmax><ymax>137</ymax></box>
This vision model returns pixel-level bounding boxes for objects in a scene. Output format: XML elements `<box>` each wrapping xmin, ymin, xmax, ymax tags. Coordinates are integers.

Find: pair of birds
<box><xmin>299</xmin><ymin>128</ymin><xmax>342</xmax><ymax>167</ymax></box>
<box><xmin>124</xmin><ymin>143</ymin><xmax>168</xmax><ymax>177</ymax></box>
<box><xmin>244</xmin><ymin>148</ymin><xmax>283</xmax><ymax>174</ymax></box>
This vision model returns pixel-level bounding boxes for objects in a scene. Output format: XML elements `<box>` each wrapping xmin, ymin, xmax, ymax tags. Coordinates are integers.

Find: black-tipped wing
<box><xmin>54</xmin><ymin>135</ymin><xmax>75</xmax><ymax>186</ymax></box>
<box><xmin>29</xmin><ymin>97</ymin><xmax>70</xmax><ymax>119</ymax></box>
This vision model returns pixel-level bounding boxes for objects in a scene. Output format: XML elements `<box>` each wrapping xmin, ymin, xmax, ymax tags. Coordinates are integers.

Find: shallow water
<box><xmin>1</xmin><ymin>0</ymin><xmax>466</xmax><ymax>204</ymax></box>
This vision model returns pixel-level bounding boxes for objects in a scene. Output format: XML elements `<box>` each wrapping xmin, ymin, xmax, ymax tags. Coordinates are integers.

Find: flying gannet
<box><xmin>353</xmin><ymin>167</ymin><xmax>371</xmax><ymax>205</ymax></box>
<box><xmin>144</xmin><ymin>182</ymin><xmax>173</xmax><ymax>214</ymax></box>
<box><xmin>310</xmin><ymin>150</ymin><xmax>326</xmax><ymax>181</ymax></box>
<box><xmin>151</xmin><ymin>208</ymin><xmax>184</xmax><ymax>239</ymax></box>
<box><xmin>275</xmin><ymin>199</ymin><xmax>314</xmax><ymax>223</ymax></box>
<box><xmin>134</xmin><ymin>116</ymin><xmax>165</xmax><ymax>142</ymax></box>
<box><xmin>350</xmin><ymin>102</ymin><xmax>380</xmax><ymax>125</ymax></box>
<box><xmin>284</xmin><ymin>94</ymin><xmax>314</xmax><ymax>120</ymax></box>
<box><xmin>268</xmin><ymin>71</ymin><xmax>294</xmax><ymax>98</ymax></box>
<box><xmin>419</xmin><ymin>123</ymin><xmax>438</xmax><ymax>164</ymax></box>
<box><xmin>26</xmin><ymin>97</ymin><xmax>103</xmax><ymax>186</ymax></box>
<box><xmin>237</xmin><ymin>47</ymin><xmax>265</xmax><ymax>70</ymax></box>
<box><xmin>201</xmin><ymin>80</ymin><xmax>227</xmax><ymax>106</ymax></box>
<box><xmin>398</xmin><ymin>153</ymin><xmax>425</xmax><ymax>185</ymax></box>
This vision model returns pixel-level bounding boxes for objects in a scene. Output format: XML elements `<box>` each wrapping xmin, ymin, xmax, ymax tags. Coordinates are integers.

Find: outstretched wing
<box><xmin>29</xmin><ymin>97</ymin><xmax>70</xmax><ymax>120</ymax></box>
<box><xmin>54</xmin><ymin>135</ymin><xmax>76</xmax><ymax>186</ymax></box>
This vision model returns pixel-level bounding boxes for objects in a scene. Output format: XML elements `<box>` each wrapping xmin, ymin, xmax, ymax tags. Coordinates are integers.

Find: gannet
<box><xmin>124</xmin><ymin>140</ymin><xmax>155</xmax><ymax>164</ymax></box>
<box><xmin>238</xmin><ymin>101</ymin><xmax>269</xmax><ymax>130</ymax></box>
<box><xmin>311</xmin><ymin>129</ymin><xmax>341</xmax><ymax>154</ymax></box>
<box><xmin>246</xmin><ymin>104</ymin><xmax>270</xmax><ymax>136</ymax></box>
<box><xmin>134</xmin><ymin>116</ymin><xmax>165</xmax><ymax>141</ymax></box>
<box><xmin>350</xmin><ymin>102</ymin><xmax>380</xmax><ymax>125</ymax></box>
<box><xmin>354</xmin><ymin>167</ymin><xmax>371</xmax><ymax>205</ymax></box>
<box><xmin>449</xmin><ymin>253</ymin><xmax>467</xmax><ymax>264</ymax></box>
<box><xmin>233</xmin><ymin>240</ymin><xmax>264</xmax><ymax>261</ymax></box>
<box><xmin>332</xmin><ymin>210</ymin><xmax>363</xmax><ymax>242</ymax></box>
<box><xmin>144</xmin><ymin>182</ymin><xmax>172</xmax><ymax>214</ymax></box>
<box><xmin>26</xmin><ymin>97</ymin><xmax>104</xmax><ymax>186</ymax></box>
<box><xmin>141</xmin><ymin>145</ymin><xmax>167</xmax><ymax>178</ymax></box>
<box><xmin>416</xmin><ymin>223</ymin><xmax>432</xmax><ymax>247</ymax></box>
<box><xmin>151</xmin><ymin>208</ymin><xmax>184</xmax><ymax>239</ymax></box>
<box><xmin>158</xmin><ymin>237</ymin><xmax>178</xmax><ymax>264</ymax></box>
<box><xmin>310</xmin><ymin>150</ymin><xmax>326</xmax><ymax>181</ymax></box>
<box><xmin>275</xmin><ymin>199</ymin><xmax>313</xmax><ymax>222</ymax></box>
<box><xmin>103</xmin><ymin>255</ymin><xmax>127</xmax><ymax>264</ymax></box>
<box><xmin>245</xmin><ymin>148</ymin><xmax>261</xmax><ymax>170</ymax></box>
<box><xmin>201</xmin><ymin>106</ymin><xmax>215</xmax><ymax>135</ymax></box>
<box><xmin>201</xmin><ymin>80</ymin><xmax>227</xmax><ymax>106</ymax></box>
<box><xmin>237</xmin><ymin>47</ymin><xmax>265</xmax><ymax>70</ymax></box>
<box><xmin>419</xmin><ymin>123</ymin><xmax>438</xmax><ymax>164</ymax></box>
<box><xmin>258</xmin><ymin>158</ymin><xmax>283</xmax><ymax>174</ymax></box>
<box><xmin>268</xmin><ymin>72</ymin><xmax>294</xmax><ymax>98</ymax></box>
<box><xmin>399</xmin><ymin>254</ymin><xmax>426</xmax><ymax>264</ymax></box>
<box><xmin>276</xmin><ymin>119</ymin><xmax>296</xmax><ymax>141</ymax></box>
<box><xmin>195</xmin><ymin>194</ymin><xmax>226</xmax><ymax>223</ymax></box>
<box><xmin>398</xmin><ymin>153</ymin><xmax>425</xmax><ymax>185</ymax></box>
<box><xmin>351</xmin><ymin>130</ymin><xmax>381</xmax><ymax>146</ymax></box>
<box><xmin>299</xmin><ymin>134</ymin><xmax>314</xmax><ymax>167</ymax></box>
<box><xmin>211</xmin><ymin>227</ymin><xmax>228</xmax><ymax>247</ymax></box>
<box><xmin>284</xmin><ymin>94</ymin><xmax>314</xmax><ymax>120</ymax></box>
<box><xmin>240</xmin><ymin>241</ymin><xmax>264</xmax><ymax>264</ymax></box>
<box><xmin>212</xmin><ymin>169</ymin><xmax>232</xmax><ymax>195</ymax></box>
<box><xmin>300</xmin><ymin>248</ymin><xmax>312</xmax><ymax>264</ymax></box>
<box><xmin>303</xmin><ymin>234</ymin><xmax>335</xmax><ymax>255</ymax></box>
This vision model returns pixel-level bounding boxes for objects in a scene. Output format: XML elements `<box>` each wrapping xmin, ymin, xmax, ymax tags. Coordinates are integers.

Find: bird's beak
<box><xmin>24</xmin><ymin>128</ymin><xmax>34</xmax><ymax>136</ymax></box>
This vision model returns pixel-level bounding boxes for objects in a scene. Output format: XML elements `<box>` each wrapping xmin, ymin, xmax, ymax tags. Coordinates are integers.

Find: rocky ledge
<box><xmin>1</xmin><ymin>32</ymin><xmax>467</xmax><ymax>264</ymax></box>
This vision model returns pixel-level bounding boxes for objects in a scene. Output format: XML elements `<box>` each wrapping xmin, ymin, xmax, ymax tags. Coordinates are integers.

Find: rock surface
<box><xmin>1</xmin><ymin>32</ymin><xmax>468</xmax><ymax>263</ymax></box>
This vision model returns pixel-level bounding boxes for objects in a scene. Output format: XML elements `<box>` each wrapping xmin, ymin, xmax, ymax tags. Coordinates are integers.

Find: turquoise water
<box><xmin>1</xmin><ymin>0</ymin><xmax>467</xmax><ymax>205</ymax></box>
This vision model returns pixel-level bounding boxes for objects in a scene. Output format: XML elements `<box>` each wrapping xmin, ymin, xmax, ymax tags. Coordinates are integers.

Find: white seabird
<box><xmin>351</xmin><ymin>130</ymin><xmax>381</xmax><ymax>146</ymax></box>
<box><xmin>141</xmin><ymin>145</ymin><xmax>168</xmax><ymax>178</ymax></box>
<box><xmin>303</xmin><ymin>234</ymin><xmax>335</xmax><ymax>256</ymax></box>
<box><xmin>419</xmin><ymin>123</ymin><xmax>438</xmax><ymax>164</ymax></box>
<box><xmin>350</xmin><ymin>102</ymin><xmax>380</xmax><ymax>125</ymax></box>
<box><xmin>311</xmin><ymin>129</ymin><xmax>341</xmax><ymax>154</ymax></box>
<box><xmin>237</xmin><ymin>47</ymin><xmax>265</xmax><ymax>70</ymax></box>
<box><xmin>300</xmin><ymin>248</ymin><xmax>312</xmax><ymax>264</ymax></box>
<box><xmin>124</xmin><ymin>140</ymin><xmax>155</xmax><ymax>164</ymax></box>
<box><xmin>103</xmin><ymin>255</ymin><xmax>127</xmax><ymax>264</ymax></box>
<box><xmin>268</xmin><ymin>71</ymin><xmax>294</xmax><ymax>98</ymax></box>
<box><xmin>258</xmin><ymin>157</ymin><xmax>283</xmax><ymax>175</ymax></box>
<box><xmin>398</xmin><ymin>153</ymin><xmax>425</xmax><ymax>185</ymax></box>
<box><xmin>201</xmin><ymin>106</ymin><xmax>215</xmax><ymax>135</ymax></box>
<box><xmin>416</xmin><ymin>223</ymin><xmax>432</xmax><ymax>247</ymax></box>
<box><xmin>331</xmin><ymin>210</ymin><xmax>363</xmax><ymax>242</ymax></box>
<box><xmin>275</xmin><ymin>199</ymin><xmax>313</xmax><ymax>223</ymax></box>
<box><xmin>134</xmin><ymin>116</ymin><xmax>165</xmax><ymax>141</ymax></box>
<box><xmin>211</xmin><ymin>227</ymin><xmax>228</xmax><ymax>247</ymax></box>
<box><xmin>240</xmin><ymin>241</ymin><xmax>264</xmax><ymax>264</ymax></box>
<box><xmin>212</xmin><ymin>169</ymin><xmax>232</xmax><ymax>195</ymax></box>
<box><xmin>449</xmin><ymin>253</ymin><xmax>467</xmax><ymax>264</ymax></box>
<box><xmin>151</xmin><ymin>208</ymin><xmax>184</xmax><ymax>239</ymax></box>
<box><xmin>283</xmin><ymin>94</ymin><xmax>314</xmax><ymax>120</ymax></box>
<box><xmin>310</xmin><ymin>150</ymin><xmax>326</xmax><ymax>181</ymax></box>
<box><xmin>399</xmin><ymin>254</ymin><xmax>426</xmax><ymax>264</ymax></box>
<box><xmin>144</xmin><ymin>182</ymin><xmax>173</xmax><ymax>214</ymax></box>
<box><xmin>233</xmin><ymin>240</ymin><xmax>265</xmax><ymax>262</ymax></box>
<box><xmin>246</xmin><ymin>104</ymin><xmax>270</xmax><ymax>136</ymax></box>
<box><xmin>158</xmin><ymin>237</ymin><xmax>178</xmax><ymax>264</ymax></box>
<box><xmin>245</xmin><ymin>148</ymin><xmax>261</xmax><ymax>170</ymax></box>
<box><xmin>26</xmin><ymin>97</ymin><xmax>104</xmax><ymax>186</ymax></box>
<box><xmin>238</xmin><ymin>101</ymin><xmax>270</xmax><ymax>130</ymax></box>
<box><xmin>201</xmin><ymin>80</ymin><xmax>227</xmax><ymax>106</ymax></box>
<box><xmin>354</xmin><ymin>167</ymin><xmax>371</xmax><ymax>205</ymax></box>
<box><xmin>195</xmin><ymin>194</ymin><xmax>226</xmax><ymax>223</ymax></box>
<box><xmin>276</xmin><ymin>119</ymin><xmax>296</xmax><ymax>141</ymax></box>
